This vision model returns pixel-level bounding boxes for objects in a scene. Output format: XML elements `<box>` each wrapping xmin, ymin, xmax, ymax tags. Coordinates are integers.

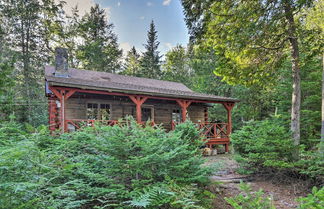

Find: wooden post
<box><xmin>223</xmin><ymin>102</ymin><xmax>235</xmax><ymax>135</ymax></box>
<box><xmin>129</xmin><ymin>96</ymin><xmax>148</xmax><ymax>123</ymax></box>
<box><xmin>61</xmin><ymin>90</ymin><xmax>65</xmax><ymax>133</ymax></box>
<box><xmin>223</xmin><ymin>102</ymin><xmax>235</xmax><ymax>153</ymax></box>
<box><xmin>49</xmin><ymin>87</ymin><xmax>76</xmax><ymax>133</ymax></box>
<box><xmin>204</xmin><ymin>106</ymin><xmax>208</xmax><ymax>123</ymax></box>
<box><xmin>176</xmin><ymin>100</ymin><xmax>192</xmax><ymax>122</ymax></box>
<box><xmin>48</xmin><ymin>95</ymin><xmax>58</xmax><ymax>132</ymax></box>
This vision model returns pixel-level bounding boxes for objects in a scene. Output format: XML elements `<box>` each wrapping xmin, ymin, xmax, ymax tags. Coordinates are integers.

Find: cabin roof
<box><xmin>45</xmin><ymin>66</ymin><xmax>239</xmax><ymax>103</ymax></box>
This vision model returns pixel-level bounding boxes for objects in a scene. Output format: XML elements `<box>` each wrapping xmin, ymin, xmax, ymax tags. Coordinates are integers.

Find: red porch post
<box><xmin>129</xmin><ymin>96</ymin><xmax>148</xmax><ymax>123</ymax></box>
<box><xmin>176</xmin><ymin>100</ymin><xmax>192</xmax><ymax>122</ymax></box>
<box><xmin>49</xmin><ymin>87</ymin><xmax>76</xmax><ymax>133</ymax></box>
<box><xmin>48</xmin><ymin>95</ymin><xmax>58</xmax><ymax>132</ymax></box>
<box><xmin>223</xmin><ymin>102</ymin><xmax>235</xmax><ymax>152</ymax></box>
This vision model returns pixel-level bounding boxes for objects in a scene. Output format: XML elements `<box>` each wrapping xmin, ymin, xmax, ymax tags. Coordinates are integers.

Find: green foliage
<box><xmin>139</xmin><ymin>20</ymin><xmax>162</xmax><ymax>78</ymax></box>
<box><xmin>172</xmin><ymin>120</ymin><xmax>205</xmax><ymax>148</ymax></box>
<box><xmin>76</xmin><ymin>4</ymin><xmax>122</xmax><ymax>72</ymax></box>
<box><xmin>162</xmin><ymin>45</ymin><xmax>192</xmax><ymax>86</ymax></box>
<box><xmin>225</xmin><ymin>182</ymin><xmax>276</xmax><ymax>209</ymax></box>
<box><xmin>232</xmin><ymin>117</ymin><xmax>324</xmax><ymax>180</ymax></box>
<box><xmin>232</xmin><ymin>117</ymin><xmax>295</xmax><ymax>170</ymax></box>
<box><xmin>0</xmin><ymin>118</ymin><xmax>212</xmax><ymax>208</ymax></box>
<box><xmin>122</xmin><ymin>46</ymin><xmax>141</xmax><ymax>76</ymax></box>
<box><xmin>127</xmin><ymin>181</ymin><xmax>211</xmax><ymax>209</ymax></box>
<box><xmin>298</xmin><ymin>186</ymin><xmax>324</xmax><ymax>209</ymax></box>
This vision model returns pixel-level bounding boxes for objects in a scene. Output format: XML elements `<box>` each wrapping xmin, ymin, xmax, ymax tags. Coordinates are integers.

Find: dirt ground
<box><xmin>204</xmin><ymin>154</ymin><xmax>310</xmax><ymax>209</ymax></box>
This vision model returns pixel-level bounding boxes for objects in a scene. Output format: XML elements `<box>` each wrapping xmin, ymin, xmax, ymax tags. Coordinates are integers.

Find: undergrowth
<box><xmin>0</xmin><ymin>118</ymin><xmax>213</xmax><ymax>209</ymax></box>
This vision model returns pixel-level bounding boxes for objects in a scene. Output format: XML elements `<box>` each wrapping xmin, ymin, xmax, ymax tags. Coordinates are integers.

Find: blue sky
<box><xmin>62</xmin><ymin>0</ymin><xmax>189</xmax><ymax>57</ymax></box>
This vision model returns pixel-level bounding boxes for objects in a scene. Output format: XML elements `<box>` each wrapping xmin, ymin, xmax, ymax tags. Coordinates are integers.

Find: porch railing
<box><xmin>65</xmin><ymin>119</ymin><xmax>156</xmax><ymax>131</ymax></box>
<box><xmin>171</xmin><ymin>121</ymin><xmax>229</xmax><ymax>141</ymax></box>
<box><xmin>65</xmin><ymin>119</ymin><xmax>229</xmax><ymax>143</ymax></box>
<box><xmin>65</xmin><ymin>119</ymin><xmax>119</xmax><ymax>130</ymax></box>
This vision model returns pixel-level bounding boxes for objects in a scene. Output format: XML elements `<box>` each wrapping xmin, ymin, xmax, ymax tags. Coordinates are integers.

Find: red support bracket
<box><xmin>129</xmin><ymin>96</ymin><xmax>148</xmax><ymax>123</ymax></box>
<box><xmin>176</xmin><ymin>99</ymin><xmax>192</xmax><ymax>122</ymax></box>
<box><xmin>223</xmin><ymin>102</ymin><xmax>235</xmax><ymax>111</ymax></box>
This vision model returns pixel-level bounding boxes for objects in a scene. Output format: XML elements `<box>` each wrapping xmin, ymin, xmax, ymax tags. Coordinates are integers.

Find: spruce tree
<box><xmin>122</xmin><ymin>46</ymin><xmax>141</xmax><ymax>76</ymax></box>
<box><xmin>139</xmin><ymin>20</ymin><xmax>161</xmax><ymax>78</ymax></box>
<box><xmin>77</xmin><ymin>4</ymin><xmax>122</xmax><ymax>72</ymax></box>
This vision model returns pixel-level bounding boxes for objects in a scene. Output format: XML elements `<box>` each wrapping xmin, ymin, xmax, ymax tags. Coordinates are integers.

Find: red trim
<box><xmin>176</xmin><ymin>100</ymin><xmax>192</xmax><ymax>122</ymax></box>
<box><xmin>223</xmin><ymin>102</ymin><xmax>235</xmax><ymax>135</ymax></box>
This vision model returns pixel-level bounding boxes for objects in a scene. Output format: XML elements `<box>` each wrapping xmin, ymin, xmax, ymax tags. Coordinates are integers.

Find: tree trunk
<box><xmin>284</xmin><ymin>1</ymin><xmax>301</xmax><ymax>159</ymax></box>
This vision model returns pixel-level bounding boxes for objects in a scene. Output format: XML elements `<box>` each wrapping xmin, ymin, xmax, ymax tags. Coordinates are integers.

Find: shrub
<box><xmin>0</xmin><ymin>118</ymin><xmax>212</xmax><ymax>208</ymax></box>
<box><xmin>231</xmin><ymin>117</ymin><xmax>324</xmax><ymax>181</ymax></box>
<box><xmin>231</xmin><ymin>117</ymin><xmax>295</xmax><ymax>171</ymax></box>
<box><xmin>297</xmin><ymin>186</ymin><xmax>324</xmax><ymax>209</ymax></box>
<box><xmin>225</xmin><ymin>182</ymin><xmax>276</xmax><ymax>209</ymax></box>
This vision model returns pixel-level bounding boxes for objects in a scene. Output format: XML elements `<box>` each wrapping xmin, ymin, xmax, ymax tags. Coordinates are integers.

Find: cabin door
<box><xmin>142</xmin><ymin>107</ymin><xmax>154</xmax><ymax>121</ymax></box>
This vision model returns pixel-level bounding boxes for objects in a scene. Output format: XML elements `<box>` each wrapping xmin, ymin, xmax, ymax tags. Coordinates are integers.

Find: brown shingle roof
<box><xmin>45</xmin><ymin>66</ymin><xmax>239</xmax><ymax>103</ymax></box>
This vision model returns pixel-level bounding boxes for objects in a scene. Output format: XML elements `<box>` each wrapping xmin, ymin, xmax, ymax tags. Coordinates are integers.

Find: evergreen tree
<box><xmin>77</xmin><ymin>4</ymin><xmax>122</xmax><ymax>72</ymax></box>
<box><xmin>139</xmin><ymin>20</ymin><xmax>161</xmax><ymax>78</ymax></box>
<box><xmin>122</xmin><ymin>46</ymin><xmax>141</xmax><ymax>76</ymax></box>
<box><xmin>0</xmin><ymin>0</ymin><xmax>62</xmax><ymax>125</ymax></box>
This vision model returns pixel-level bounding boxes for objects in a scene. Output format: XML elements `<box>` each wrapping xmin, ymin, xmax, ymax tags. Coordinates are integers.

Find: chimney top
<box><xmin>54</xmin><ymin>47</ymin><xmax>69</xmax><ymax>78</ymax></box>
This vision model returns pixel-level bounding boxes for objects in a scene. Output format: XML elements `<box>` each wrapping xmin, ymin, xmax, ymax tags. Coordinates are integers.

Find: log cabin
<box><xmin>45</xmin><ymin>48</ymin><xmax>239</xmax><ymax>152</ymax></box>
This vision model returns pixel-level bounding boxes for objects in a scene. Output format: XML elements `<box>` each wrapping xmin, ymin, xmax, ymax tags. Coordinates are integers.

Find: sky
<box><xmin>61</xmin><ymin>0</ymin><xmax>189</xmax><ymax>57</ymax></box>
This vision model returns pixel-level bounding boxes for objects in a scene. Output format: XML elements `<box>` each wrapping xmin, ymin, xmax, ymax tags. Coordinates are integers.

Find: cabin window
<box><xmin>142</xmin><ymin>107</ymin><xmax>154</xmax><ymax>121</ymax></box>
<box><xmin>172</xmin><ymin>109</ymin><xmax>181</xmax><ymax>122</ymax></box>
<box><xmin>86</xmin><ymin>103</ymin><xmax>111</xmax><ymax>120</ymax></box>
<box><xmin>87</xmin><ymin>103</ymin><xmax>98</xmax><ymax>120</ymax></box>
<box><xmin>99</xmin><ymin>104</ymin><xmax>111</xmax><ymax>120</ymax></box>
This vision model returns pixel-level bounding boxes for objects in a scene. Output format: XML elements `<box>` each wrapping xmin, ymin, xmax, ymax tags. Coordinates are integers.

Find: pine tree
<box><xmin>122</xmin><ymin>46</ymin><xmax>141</xmax><ymax>76</ymax></box>
<box><xmin>139</xmin><ymin>20</ymin><xmax>161</xmax><ymax>78</ymax></box>
<box><xmin>77</xmin><ymin>4</ymin><xmax>122</xmax><ymax>72</ymax></box>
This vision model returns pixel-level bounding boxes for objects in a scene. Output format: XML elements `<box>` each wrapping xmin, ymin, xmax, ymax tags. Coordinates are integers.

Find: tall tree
<box><xmin>77</xmin><ymin>4</ymin><xmax>122</xmax><ymax>72</ymax></box>
<box><xmin>122</xmin><ymin>46</ymin><xmax>141</xmax><ymax>76</ymax></box>
<box><xmin>139</xmin><ymin>20</ymin><xmax>161</xmax><ymax>78</ymax></box>
<box><xmin>0</xmin><ymin>22</ymin><xmax>15</xmax><ymax>120</ymax></box>
<box><xmin>0</xmin><ymin>0</ymin><xmax>62</xmax><ymax>124</ymax></box>
<box><xmin>181</xmin><ymin>0</ymin><xmax>315</xmax><ymax>158</ymax></box>
<box><xmin>162</xmin><ymin>45</ymin><xmax>192</xmax><ymax>86</ymax></box>
<box><xmin>305</xmin><ymin>0</ymin><xmax>324</xmax><ymax>152</ymax></box>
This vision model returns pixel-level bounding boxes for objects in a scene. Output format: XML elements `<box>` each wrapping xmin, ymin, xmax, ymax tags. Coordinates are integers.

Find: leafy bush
<box><xmin>231</xmin><ymin>117</ymin><xmax>324</xmax><ymax>181</ymax></box>
<box><xmin>297</xmin><ymin>186</ymin><xmax>324</xmax><ymax>209</ymax></box>
<box><xmin>231</xmin><ymin>117</ymin><xmax>295</xmax><ymax>171</ymax></box>
<box><xmin>0</xmin><ymin>118</ymin><xmax>212</xmax><ymax>209</ymax></box>
<box><xmin>225</xmin><ymin>182</ymin><xmax>276</xmax><ymax>209</ymax></box>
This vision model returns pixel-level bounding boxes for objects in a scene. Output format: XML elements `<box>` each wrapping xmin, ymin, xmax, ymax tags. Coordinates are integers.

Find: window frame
<box><xmin>86</xmin><ymin>102</ymin><xmax>112</xmax><ymax>120</ymax></box>
<box><xmin>172</xmin><ymin>108</ymin><xmax>182</xmax><ymax>123</ymax></box>
<box><xmin>141</xmin><ymin>105</ymin><xmax>154</xmax><ymax>121</ymax></box>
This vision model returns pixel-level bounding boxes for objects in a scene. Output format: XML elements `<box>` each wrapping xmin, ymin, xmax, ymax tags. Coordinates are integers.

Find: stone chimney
<box><xmin>54</xmin><ymin>47</ymin><xmax>69</xmax><ymax>77</ymax></box>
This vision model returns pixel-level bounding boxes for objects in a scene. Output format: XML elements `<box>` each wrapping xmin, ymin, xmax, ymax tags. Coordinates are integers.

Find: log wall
<box><xmin>65</xmin><ymin>96</ymin><xmax>207</xmax><ymax>130</ymax></box>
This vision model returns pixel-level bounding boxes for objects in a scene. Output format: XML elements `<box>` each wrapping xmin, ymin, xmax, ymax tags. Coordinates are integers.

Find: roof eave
<box><xmin>46</xmin><ymin>79</ymin><xmax>240</xmax><ymax>103</ymax></box>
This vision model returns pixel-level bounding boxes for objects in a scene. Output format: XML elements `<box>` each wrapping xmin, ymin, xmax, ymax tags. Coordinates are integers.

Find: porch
<box><xmin>47</xmin><ymin>86</ymin><xmax>235</xmax><ymax>152</ymax></box>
